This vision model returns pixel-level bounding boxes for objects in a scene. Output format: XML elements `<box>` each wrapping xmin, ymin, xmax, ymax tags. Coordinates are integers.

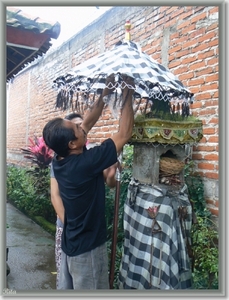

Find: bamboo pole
<box><xmin>109</xmin><ymin>152</ymin><xmax>122</xmax><ymax>289</ymax></box>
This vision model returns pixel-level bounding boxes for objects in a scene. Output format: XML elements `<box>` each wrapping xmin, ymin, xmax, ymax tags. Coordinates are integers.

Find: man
<box><xmin>43</xmin><ymin>75</ymin><xmax>135</xmax><ymax>289</ymax></box>
<box><xmin>50</xmin><ymin>112</ymin><xmax>117</xmax><ymax>288</ymax></box>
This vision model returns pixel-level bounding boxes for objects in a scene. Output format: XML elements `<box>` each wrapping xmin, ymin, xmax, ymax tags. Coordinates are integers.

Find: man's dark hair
<box><xmin>65</xmin><ymin>112</ymin><xmax>83</xmax><ymax>121</ymax></box>
<box><xmin>43</xmin><ymin>117</ymin><xmax>77</xmax><ymax>157</ymax></box>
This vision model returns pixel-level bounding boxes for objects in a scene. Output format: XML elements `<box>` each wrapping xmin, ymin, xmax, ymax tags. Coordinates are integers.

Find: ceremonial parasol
<box><xmin>53</xmin><ymin>21</ymin><xmax>194</xmax><ymax>117</ymax></box>
<box><xmin>52</xmin><ymin>21</ymin><xmax>195</xmax><ymax>289</ymax></box>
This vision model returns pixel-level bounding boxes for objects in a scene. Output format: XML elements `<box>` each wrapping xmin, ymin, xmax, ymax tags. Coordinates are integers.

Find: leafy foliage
<box><xmin>184</xmin><ymin>160</ymin><xmax>219</xmax><ymax>289</ymax></box>
<box><xmin>7</xmin><ymin>135</ymin><xmax>56</xmax><ymax>223</ymax></box>
<box><xmin>7</xmin><ymin>165</ymin><xmax>36</xmax><ymax>213</ymax></box>
<box><xmin>191</xmin><ymin>216</ymin><xmax>218</xmax><ymax>289</ymax></box>
<box><xmin>7</xmin><ymin>164</ymin><xmax>56</xmax><ymax>224</ymax></box>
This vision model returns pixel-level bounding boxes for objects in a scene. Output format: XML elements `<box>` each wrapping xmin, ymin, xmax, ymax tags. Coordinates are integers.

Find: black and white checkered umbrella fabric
<box><xmin>53</xmin><ymin>40</ymin><xmax>194</xmax><ymax>112</ymax></box>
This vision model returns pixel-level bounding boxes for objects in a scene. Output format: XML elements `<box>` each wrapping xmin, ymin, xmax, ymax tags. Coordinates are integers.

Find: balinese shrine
<box><xmin>119</xmin><ymin>110</ymin><xmax>203</xmax><ymax>289</ymax></box>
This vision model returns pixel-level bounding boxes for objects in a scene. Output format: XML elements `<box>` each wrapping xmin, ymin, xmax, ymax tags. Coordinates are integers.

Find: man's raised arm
<box><xmin>111</xmin><ymin>76</ymin><xmax>135</xmax><ymax>153</ymax></box>
<box><xmin>82</xmin><ymin>76</ymin><xmax>114</xmax><ymax>134</ymax></box>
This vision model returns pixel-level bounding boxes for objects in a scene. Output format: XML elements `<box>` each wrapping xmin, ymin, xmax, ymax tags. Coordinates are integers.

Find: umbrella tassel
<box><xmin>182</xmin><ymin>102</ymin><xmax>185</xmax><ymax>117</ymax></box>
<box><xmin>75</xmin><ymin>92</ymin><xmax>78</xmax><ymax>111</ymax></box>
<box><xmin>177</xmin><ymin>102</ymin><xmax>180</xmax><ymax>115</ymax></box>
<box><xmin>113</xmin><ymin>89</ymin><xmax>118</xmax><ymax>110</ymax></box>
<box><xmin>134</xmin><ymin>96</ymin><xmax>142</xmax><ymax>114</ymax></box>
<box><xmin>186</xmin><ymin>103</ymin><xmax>190</xmax><ymax>116</ymax></box>
<box><xmin>69</xmin><ymin>90</ymin><xmax>73</xmax><ymax>111</ymax></box>
<box><xmin>143</xmin><ymin>97</ymin><xmax>149</xmax><ymax>115</ymax></box>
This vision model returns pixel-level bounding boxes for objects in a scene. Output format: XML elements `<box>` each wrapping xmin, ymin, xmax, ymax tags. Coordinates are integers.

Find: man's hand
<box><xmin>103</xmin><ymin>162</ymin><xmax>118</xmax><ymax>188</ymax></box>
<box><xmin>121</xmin><ymin>75</ymin><xmax>135</xmax><ymax>100</ymax></box>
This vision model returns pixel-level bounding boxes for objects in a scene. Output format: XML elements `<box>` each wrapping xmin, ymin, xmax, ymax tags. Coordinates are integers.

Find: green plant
<box><xmin>184</xmin><ymin>160</ymin><xmax>219</xmax><ymax>289</ymax></box>
<box><xmin>191</xmin><ymin>216</ymin><xmax>218</xmax><ymax>289</ymax></box>
<box><xmin>184</xmin><ymin>160</ymin><xmax>211</xmax><ymax>218</ymax></box>
<box><xmin>7</xmin><ymin>135</ymin><xmax>56</xmax><ymax>224</ymax></box>
<box><xmin>7</xmin><ymin>165</ymin><xmax>36</xmax><ymax>213</ymax></box>
<box><xmin>135</xmin><ymin>108</ymin><xmax>200</xmax><ymax>123</ymax></box>
<box><xmin>21</xmin><ymin>136</ymin><xmax>53</xmax><ymax>169</ymax></box>
<box><xmin>20</xmin><ymin>136</ymin><xmax>56</xmax><ymax>223</ymax></box>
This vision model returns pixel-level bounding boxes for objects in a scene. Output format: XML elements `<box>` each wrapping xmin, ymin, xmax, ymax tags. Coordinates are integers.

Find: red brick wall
<box><xmin>6</xmin><ymin>6</ymin><xmax>219</xmax><ymax>215</ymax></box>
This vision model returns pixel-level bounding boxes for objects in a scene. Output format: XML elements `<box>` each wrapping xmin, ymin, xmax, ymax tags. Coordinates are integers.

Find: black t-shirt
<box><xmin>52</xmin><ymin>138</ymin><xmax>117</xmax><ymax>256</ymax></box>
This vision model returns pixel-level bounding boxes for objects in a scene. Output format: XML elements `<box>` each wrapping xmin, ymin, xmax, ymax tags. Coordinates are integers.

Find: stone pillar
<box><xmin>132</xmin><ymin>143</ymin><xmax>187</xmax><ymax>185</ymax></box>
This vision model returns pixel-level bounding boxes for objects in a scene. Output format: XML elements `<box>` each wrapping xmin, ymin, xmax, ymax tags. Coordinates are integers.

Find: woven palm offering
<box><xmin>159</xmin><ymin>157</ymin><xmax>185</xmax><ymax>175</ymax></box>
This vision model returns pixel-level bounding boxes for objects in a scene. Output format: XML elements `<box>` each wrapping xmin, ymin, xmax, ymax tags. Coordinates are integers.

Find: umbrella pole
<box><xmin>109</xmin><ymin>152</ymin><xmax>122</xmax><ymax>289</ymax></box>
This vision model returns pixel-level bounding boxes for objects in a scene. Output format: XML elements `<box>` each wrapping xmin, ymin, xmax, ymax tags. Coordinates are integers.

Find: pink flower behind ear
<box><xmin>86</xmin><ymin>140</ymin><xmax>89</xmax><ymax>146</ymax></box>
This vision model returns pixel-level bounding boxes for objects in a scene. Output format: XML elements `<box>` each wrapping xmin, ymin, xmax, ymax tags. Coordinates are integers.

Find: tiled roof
<box><xmin>6</xmin><ymin>7</ymin><xmax>60</xmax><ymax>39</ymax></box>
<box><xmin>6</xmin><ymin>7</ymin><xmax>61</xmax><ymax>81</ymax></box>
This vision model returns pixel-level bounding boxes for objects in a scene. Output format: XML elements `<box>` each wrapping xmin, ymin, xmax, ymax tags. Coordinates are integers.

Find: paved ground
<box><xmin>6</xmin><ymin>202</ymin><xmax>57</xmax><ymax>291</ymax></box>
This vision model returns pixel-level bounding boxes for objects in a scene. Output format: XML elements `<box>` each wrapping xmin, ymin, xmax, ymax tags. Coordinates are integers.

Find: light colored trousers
<box><xmin>58</xmin><ymin>243</ymin><xmax>109</xmax><ymax>289</ymax></box>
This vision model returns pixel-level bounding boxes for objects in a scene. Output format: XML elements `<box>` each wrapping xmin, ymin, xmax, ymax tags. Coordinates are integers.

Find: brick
<box><xmin>189</xmin><ymin>86</ymin><xmax>200</xmax><ymax>94</ymax></box>
<box><xmin>177</xmin><ymin>19</ymin><xmax>190</xmax><ymax>30</ymax></box>
<box><xmin>195</xmin><ymin>145</ymin><xmax>216</xmax><ymax>152</ymax></box>
<box><xmin>175</xmin><ymin>49</ymin><xmax>190</xmax><ymax>58</ymax></box>
<box><xmin>205</xmin><ymin>73</ymin><xmax>218</xmax><ymax>82</ymax></box>
<box><xmin>189</xmin><ymin>61</ymin><xmax>206</xmax><ymax>71</ymax></box>
<box><xmin>193</xmin><ymin>6</ymin><xmax>206</xmax><ymax>13</ymax></box>
<box><xmin>203</xmin><ymin>127</ymin><xmax>216</xmax><ymax>135</ymax></box>
<box><xmin>206</xmin><ymin>23</ymin><xmax>218</xmax><ymax>32</ymax></box>
<box><xmin>163</xmin><ymin>6</ymin><xmax>178</xmax><ymax>15</ymax></box>
<box><xmin>188</xmin><ymin>78</ymin><xmax>205</xmax><ymax>86</ymax></box>
<box><xmin>200</xmin><ymin>83</ymin><xmax>218</xmax><ymax>91</ymax></box>
<box><xmin>208</xmin><ymin>39</ymin><xmax>219</xmax><ymax>47</ymax></box>
<box><xmin>170</xmin><ymin>7</ymin><xmax>185</xmax><ymax>19</ymax></box>
<box><xmin>213</xmin><ymin>90</ymin><xmax>219</xmax><ymax>97</ymax></box>
<box><xmin>209</xmin><ymin>117</ymin><xmax>219</xmax><ymax>125</ymax></box>
<box><xmin>209</xmin><ymin>7</ymin><xmax>219</xmax><ymax>14</ymax></box>
<box><xmin>182</xmin><ymin>39</ymin><xmax>199</xmax><ymax>50</ymax></box>
<box><xmin>208</xmin><ymin>207</ymin><xmax>218</xmax><ymax>216</ymax></box>
<box><xmin>190</xmin><ymin>12</ymin><xmax>207</xmax><ymax>24</ymax></box>
<box><xmin>208</xmin><ymin>136</ymin><xmax>219</xmax><ymax>143</ymax></box>
<box><xmin>204</xmin><ymin>172</ymin><xmax>219</xmax><ymax>179</ymax></box>
<box><xmin>181</xmin><ymin>9</ymin><xmax>195</xmax><ymax>20</ymax></box>
<box><xmin>168</xmin><ymin>60</ymin><xmax>181</xmax><ymax>69</ymax></box>
<box><xmin>168</xmin><ymin>45</ymin><xmax>182</xmax><ymax>55</ymax></box>
<box><xmin>181</xmin><ymin>55</ymin><xmax>198</xmax><ymax>65</ymax></box>
<box><xmin>197</xmin><ymin>31</ymin><xmax>216</xmax><ymax>43</ymax></box>
<box><xmin>181</xmin><ymin>24</ymin><xmax>196</xmax><ymax>35</ymax></box>
<box><xmin>189</xmin><ymin>28</ymin><xmax>206</xmax><ymax>39</ymax></box>
<box><xmin>157</xmin><ymin>16</ymin><xmax>170</xmax><ymax>27</ymax></box>
<box><xmin>203</xmin><ymin>153</ymin><xmax>218</xmax><ymax>160</ymax></box>
<box><xmin>166</xmin><ymin>19</ymin><xmax>178</xmax><ymax>27</ymax></box>
<box><xmin>170</xmin><ymin>32</ymin><xmax>179</xmax><ymax>40</ymax></box>
<box><xmin>173</xmin><ymin>66</ymin><xmax>189</xmax><ymax>74</ymax></box>
<box><xmin>204</xmin><ymin>99</ymin><xmax>218</xmax><ymax>107</ymax></box>
<box><xmin>196</xmin><ymin>67</ymin><xmax>213</xmax><ymax>76</ymax></box>
<box><xmin>207</xmin><ymin>57</ymin><xmax>219</xmax><ymax>66</ymax></box>
<box><xmin>198</xmin><ymin>162</ymin><xmax>215</xmax><ymax>170</ymax></box>
<box><xmin>177</xmin><ymin>72</ymin><xmax>194</xmax><ymax>80</ymax></box>
<box><xmin>206</xmin><ymin>198</ymin><xmax>219</xmax><ymax>208</ymax></box>
<box><xmin>142</xmin><ymin>43</ymin><xmax>153</xmax><ymax>52</ymax></box>
<box><xmin>192</xmin><ymin>43</ymin><xmax>210</xmax><ymax>53</ymax></box>
<box><xmin>194</xmin><ymin>92</ymin><xmax>212</xmax><ymax>100</ymax></box>
<box><xmin>192</xmin><ymin>153</ymin><xmax>202</xmax><ymax>160</ymax></box>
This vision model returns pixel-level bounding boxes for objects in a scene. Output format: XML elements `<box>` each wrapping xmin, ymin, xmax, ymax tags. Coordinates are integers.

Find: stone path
<box><xmin>6</xmin><ymin>202</ymin><xmax>56</xmax><ymax>292</ymax></box>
